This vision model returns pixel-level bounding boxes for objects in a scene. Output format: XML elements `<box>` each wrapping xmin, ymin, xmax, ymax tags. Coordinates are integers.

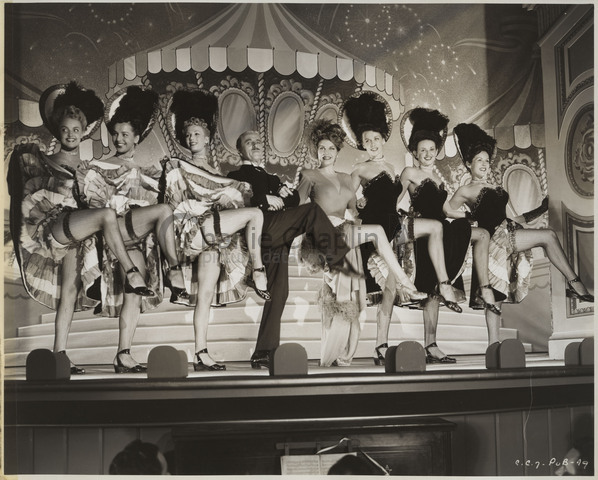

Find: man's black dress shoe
<box><xmin>250</xmin><ymin>350</ymin><xmax>270</xmax><ymax>369</ymax></box>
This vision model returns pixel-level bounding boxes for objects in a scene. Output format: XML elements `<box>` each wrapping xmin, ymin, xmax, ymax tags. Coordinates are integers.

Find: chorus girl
<box><xmin>161</xmin><ymin>89</ymin><xmax>270</xmax><ymax>371</ymax></box>
<box><xmin>79</xmin><ymin>86</ymin><xmax>188</xmax><ymax>373</ymax></box>
<box><xmin>448</xmin><ymin>122</ymin><xmax>593</xmax><ymax>345</ymax></box>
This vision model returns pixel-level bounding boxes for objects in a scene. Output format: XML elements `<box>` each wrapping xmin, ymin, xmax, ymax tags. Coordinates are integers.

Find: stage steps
<box><xmin>4</xmin><ymin>262</ymin><xmax>529</xmax><ymax>367</ymax></box>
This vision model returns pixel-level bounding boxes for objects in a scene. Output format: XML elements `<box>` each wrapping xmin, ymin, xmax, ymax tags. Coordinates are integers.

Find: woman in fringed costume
<box><xmin>7</xmin><ymin>82</ymin><xmax>155</xmax><ymax>374</ymax></box>
<box><xmin>342</xmin><ymin>92</ymin><xmax>463</xmax><ymax>366</ymax></box>
<box><xmin>399</xmin><ymin>108</ymin><xmax>500</xmax><ymax>364</ymax></box>
<box><xmin>448</xmin><ymin>122</ymin><xmax>593</xmax><ymax>345</ymax></box>
<box><xmin>298</xmin><ymin>119</ymin><xmax>426</xmax><ymax>367</ymax></box>
<box><xmin>79</xmin><ymin>86</ymin><xmax>189</xmax><ymax>373</ymax></box>
<box><xmin>161</xmin><ymin>89</ymin><xmax>270</xmax><ymax>371</ymax></box>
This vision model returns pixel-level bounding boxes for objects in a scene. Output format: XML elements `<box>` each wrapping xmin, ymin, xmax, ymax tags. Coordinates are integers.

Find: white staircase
<box><xmin>4</xmin><ymin>255</ymin><xmax>530</xmax><ymax>368</ymax></box>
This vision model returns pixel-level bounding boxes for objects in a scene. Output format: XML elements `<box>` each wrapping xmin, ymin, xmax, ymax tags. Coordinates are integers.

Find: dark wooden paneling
<box><xmin>67</xmin><ymin>428</ymin><xmax>102</xmax><ymax>474</ymax></box>
<box><xmin>524</xmin><ymin>409</ymin><xmax>551</xmax><ymax>476</ymax></box>
<box><xmin>548</xmin><ymin>407</ymin><xmax>572</xmax><ymax>474</ymax></box>
<box><xmin>3</xmin><ymin>426</ymin><xmax>34</xmax><ymax>474</ymax></box>
<box><xmin>33</xmin><ymin>428</ymin><xmax>67</xmax><ymax>474</ymax></box>
<box><xmin>497</xmin><ymin>411</ymin><xmax>525</xmax><ymax>475</ymax></box>
<box><xmin>459</xmin><ymin>413</ymin><xmax>497</xmax><ymax>475</ymax></box>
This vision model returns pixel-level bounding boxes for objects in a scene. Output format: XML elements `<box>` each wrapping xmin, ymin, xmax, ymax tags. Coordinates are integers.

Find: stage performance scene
<box><xmin>3</xmin><ymin>2</ymin><xmax>594</xmax><ymax>477</ymax></box>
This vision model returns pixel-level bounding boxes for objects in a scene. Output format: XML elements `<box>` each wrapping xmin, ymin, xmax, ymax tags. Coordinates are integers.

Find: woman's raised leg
<box><xmin>411</xmin><ymin>218</ymin><xmax>461</xmax><ymax>310</ymax></box>
<box><xmin>118</xmin><ymin>204</ymin><xmax>186</xmax><ymax>291</ymax></box>
<box><xmin>192</xmin><ymin>250</ymin><xmax>226</xmax><ymax>370</ymax></box>
<box><xmin>346</xmin><ymin>224</ymin><xmax>423</xmax><ymax>297</ymax></box>
<box><xmin>51</xmin><ymin>208</ymin><xmax>149</xmax><ymax>292</ymax></box>
<box><xmin>202</xmin><ymin>208</ymin><xmax>268</xmax><ymax>293</ymax></box>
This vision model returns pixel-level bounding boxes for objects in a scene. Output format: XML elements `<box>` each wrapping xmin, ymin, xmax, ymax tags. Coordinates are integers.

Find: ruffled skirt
<box><xmin>470</xmin><ymin>218</ymin><xmax>533</xmax><ymax>307</ymax></box>
<box><xmin>179</xmin><ymin>230</ymin><xmax>251</xmax><ymax>307</ymax></box>
<box><xmin>18</xmin><ymin>188</ymin><xmax>100</xmax><ymax>311</ymax></box>
<box><xmin>96</xmin><ymin>231</ymin><xmax>163</xmax><ymax>317</ymax></box>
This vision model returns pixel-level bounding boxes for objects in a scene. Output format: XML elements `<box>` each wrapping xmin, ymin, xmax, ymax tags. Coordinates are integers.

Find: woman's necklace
<box><xmin>117</xmin><ymin>151</ymin><xmax>135</xmax><ymax>161</ymax></box>
<box><xmin>60</xmin><ymin>148</ymin><xmax>80</xmax><ymax>156</ymax></box>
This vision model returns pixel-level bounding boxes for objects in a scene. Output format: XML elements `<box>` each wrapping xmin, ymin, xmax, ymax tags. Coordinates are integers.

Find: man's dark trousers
<box><xmin>254</xmin><ymin>203</ymin><xmax>349</xmax><ymax>352</ymax></box>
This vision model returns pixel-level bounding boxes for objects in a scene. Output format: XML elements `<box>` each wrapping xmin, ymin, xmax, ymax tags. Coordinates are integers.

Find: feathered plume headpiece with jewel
<box><xmin>453</xmin><ymin>122</ymin><xmax>497</xmax><ymax>170</ymax></box>
<box><xmin>169</xmin><ymin>89</ymin><xmax>219</xmax><ymax>147</ymax></box>
<box><xmin>39</xmin><ymin>81</ymin><xmax>104</xmax><ymax>140</ymax></box>
<box><xmin>339</xmin><ymin>91</ymin><xmax>392</xmax><ymax>150</ymax></box>
<box><xmin>105</xmin><ymin>86</ymin><xmax>159</xmax><ymax>143</ymax></box>
<box><xmin>400</xmin><ymin>107</ymin><xmax>449</xmax><ymax>153</ymax></box>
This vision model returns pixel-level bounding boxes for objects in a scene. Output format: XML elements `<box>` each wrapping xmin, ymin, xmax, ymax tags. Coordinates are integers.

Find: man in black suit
<box><xmin>228</xmin><ymin>130</ymin><xmax>359</xmax><ymax>368</ymax></box>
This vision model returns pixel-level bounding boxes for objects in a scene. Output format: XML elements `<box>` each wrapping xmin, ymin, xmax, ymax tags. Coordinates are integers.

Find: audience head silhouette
<box><xmin>109</xmin><ymin>439</ymin><xmax>168</xmax><ymax>475</ymax></box>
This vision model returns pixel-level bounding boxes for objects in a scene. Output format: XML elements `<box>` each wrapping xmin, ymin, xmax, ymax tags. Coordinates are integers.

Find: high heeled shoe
<box><xmin>247</xmin><ymin>266</ymin><xmax>272</xmax><ymax>301</ymax></box>
<box><xmin>57</xmin><ymin>350</ymin><xmax>85</xmax><ymax>375</ymax></box>
<box><xmin>113</xmin><ymin>349</ymin><xmax>147</xmax><ymax>373</ymax></box>
<box><xmin>374</xmin><ymin>343</ymin><xmax>388</xmax><ymax>366</ymax></box>
<box><xmin>425</xmin><ymin>342</ymin><xmax>457</xmax><ymax>364</ymax></box>
<box><xmin>194</xmin><ymin>348</ymin><xmax>226</xmax><ymax>371</ymax></box>
<box><xmin>476</xmin><ymin>285</ymin><xmax>502</xmax><ymax>315</ymax></box>
<box><xmin>165</xmin><ymin>265</ymin><xmax>190</xmax><ymax>305</ymax></box>
<box><xmin>124</xmin><ymin>266</ymin><xmax>154</xmax><ymax>297</ymax></box>
<box><xmin>435</xmin><ymin>281</ymin><xmax>463</xmax><ymax>313</ymax></box>
<box><xmin>566</xmin><ymin>277</ymin><xmax>594</xmax><ymax>302</ymax></box>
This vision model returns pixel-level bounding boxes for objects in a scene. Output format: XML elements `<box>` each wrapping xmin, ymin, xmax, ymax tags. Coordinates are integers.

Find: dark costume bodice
<box><xmin>358</xmin><ymin>171</ymin><xmax>403</xmax><ymax>239</ymax></box>
<box><xmin>470</xmin><ymin>186</ymin><xmax>509</xmax><ymax>236</ymax></box>
<box><xmin>410</xmin><ymin>177</ymin><xmax>448</xmax><ymax>221</ymax></box>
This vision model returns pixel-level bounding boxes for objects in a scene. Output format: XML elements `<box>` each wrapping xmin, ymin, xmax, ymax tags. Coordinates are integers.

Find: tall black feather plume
<box><xmin>453</xmin><ymin>123</ymin><xmax>496</xmax><ymax>166</ymax></box>
<box><xmin>407</xmin><ymin>107</ymin><xmax>449</xmax><ymax>152</ymax></box>
<box><xmin>110</xmin><ymin>86</ymin><xmax>159</xmax><ymax>137</ymax></box>
<box><xmin>342</xmin><ymin>92</ymin><xmax>390</xmax><ymax>149</ymax></box>
<box><xmin>48</xmin><ymin>81</ymin><xmax>104</xmax><ymax>136</ymax></box>
<box><xmin>170</xmin><ymin>89</ymin><xmax>218</xmax><ymax>146</ymax></box>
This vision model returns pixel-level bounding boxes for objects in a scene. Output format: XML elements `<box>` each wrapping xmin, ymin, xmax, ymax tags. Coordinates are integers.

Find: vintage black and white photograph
<box><xmin>3</xmin><ymin>1</ymin><xmax>594</xmax><ymax>477</ymax></box>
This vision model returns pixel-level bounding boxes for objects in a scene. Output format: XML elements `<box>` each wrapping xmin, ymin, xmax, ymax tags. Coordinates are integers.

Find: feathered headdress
<box><xmin>105</xmin><ymin>86</ymin><xmax>159</xmax><ymax>143</ymax></box>
<box><xmin>307</xmin><ymin>119</ymin><xmax>346</xmax><ymax>158</ymax></box>
<box><xmin>453</xmin><ymin>122</ymin><xmax>497</xmax><ymax>168</ymax></box>
<box><xmin>339</xmin><ymin>91</ymin><xmax>392</xmax><ymax>150</ymax></box>
<box><xmin>168</xmin><ymin>89</ymin><xmax>219</xmax><ymax>147</ymax></box>
<box><xmin>400</xmin><ymin>107</ymin><xmax>449</xmax><ymax>153</ymax></box>
<box><xmin>39</xmin><ymin>81</ymin><xmax>104</xmax><ymax>140</ymax></box>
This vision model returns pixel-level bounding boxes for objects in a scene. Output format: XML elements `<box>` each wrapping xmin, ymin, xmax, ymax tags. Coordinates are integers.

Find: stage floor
<box><xmin>3</xmin><ymin>352</ymin><xmax>565</xmax><ymax>381</ymax></box>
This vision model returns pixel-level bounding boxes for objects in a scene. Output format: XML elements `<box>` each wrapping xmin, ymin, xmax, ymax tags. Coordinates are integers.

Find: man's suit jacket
<box><xmin>227</xmin><ymin>163</ymin><xmax>299</xmax><ymax>212</ymax></box>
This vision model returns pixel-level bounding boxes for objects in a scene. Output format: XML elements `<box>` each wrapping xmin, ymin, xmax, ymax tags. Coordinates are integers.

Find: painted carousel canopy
<box><xmin>106</xmin><ymin>3</ymin><xmax>402</xmax><ymax>105</ymax></box>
